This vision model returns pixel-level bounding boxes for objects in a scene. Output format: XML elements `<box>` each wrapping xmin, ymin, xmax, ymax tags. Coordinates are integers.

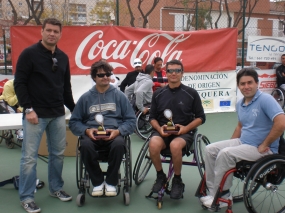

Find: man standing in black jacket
<box><xmin>120</xmin><ymin>58</ymin><xmax>143</xmax><ymax>92</ymax></box>
<box><xmin>276</xmin><ymin>54</ymin><xmax>285</xmax><ymax>90</ymax></box>
<box><xmin>14</xmin><ymin>18</ymin><xmax>75</xmax><ymax>213</ymax></box>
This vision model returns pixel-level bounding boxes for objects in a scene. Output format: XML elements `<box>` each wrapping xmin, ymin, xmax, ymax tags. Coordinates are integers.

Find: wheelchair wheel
<box><xmin>133</xmin><ymin>139</ymin><xmax>152</xmax><ymax>185</ymax></box>
<box><xmin>231</xmin><ymin>176</ymin><xmax>246</xmax><ymax>202</ymax></box>
<box><xmin>194</xmin><ymin>133</ymin><xmax>210</xmax><ymax>178</ymax></box>
<box><xmin>123</xmin><ymin>187</ymin><xmax>130</xmax><ymax>206</ymax></box>
<box><xmin>243</xmin><ymin>155</ymin><xmax>285</xmax><ymax>213</ymax></box>
<box><xmin>135</xmin><ymin>110</ymin><xmax>153</xmax><ymax>140</ymax></box>
<box><xmin>76</xmin><ymin>193</ymin><xmax>85</xmax><ymax>207</ymax></box>
<box><xmin>271</xmin><ymin>88</ymin><xmax>285</xmax><ymax>109</ymax></box>
<box><xmin>5</xmin><ymin>136</ymin><xmax>15</xmax><ymax>149</ymax></box>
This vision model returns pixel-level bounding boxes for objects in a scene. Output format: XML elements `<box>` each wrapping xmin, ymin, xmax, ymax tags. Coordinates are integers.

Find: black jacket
<box><xmin>14</xmin><ymin>41</ymin><xmax>75</xmax><ymax>117</ymax></box>
<box><xmin>276</xmin><ymin>64</ymin><xmax>285</xmax><ymax>87</ymax></box>
<box><xmin>120</xmin><ymin>70</ymin><xmax>140</xmax><ymax>92</ymax></box>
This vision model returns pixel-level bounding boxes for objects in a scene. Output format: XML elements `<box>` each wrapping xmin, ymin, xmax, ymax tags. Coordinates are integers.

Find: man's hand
<box><xmin>26</xmin><ymin>111</ymin><xmax>38</xmax><ymax>124</ymax></box>
<box><xmin>85</xmin><ymin>128</ymin><xmax>98</xmax><ymax>140</ymax></box>
<box><xmin>104</xmin><ymin>129</ymin><xmax>120</xmax><ymax>141</ymax></box>
<box><xmin>175</xmin><ymin>124</ymin><xmax>186</xmax><ymax>135</ymax></box>
<box><xmin>258</xmin><ymin>144</ymin><xmax>270</xmax><ymax>154</ymax></box>
<box><xmin>142</xmin><ymin>107</ymin><xmax>149</xmax><ymax>114</ymax></box>
<box><xmin>282</xmin><ymin>72</ymin><xmax>285</xmax><ymax>77</ymax></box>
<box><xmin>158</xmin><ymin>125</ymin><xmax>171</xmax><ymax>137</ymax></box>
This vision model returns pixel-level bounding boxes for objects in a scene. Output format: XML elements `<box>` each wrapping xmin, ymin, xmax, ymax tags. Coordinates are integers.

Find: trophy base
<box><xmin>163</xmin><ymin>126</ymin><xmax>180</xmax><ymax>134</ymax></box>
<box><xmin>93</xmin><ymin>131</ymin><xmax>111</xmax><ymax>139</ymax></box>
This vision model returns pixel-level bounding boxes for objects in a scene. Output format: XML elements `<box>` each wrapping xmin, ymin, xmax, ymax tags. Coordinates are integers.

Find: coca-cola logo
<box><xmin>75</xmin><ymin>30</ymin><xmax>191</xmax><ymax>70</ymax></box>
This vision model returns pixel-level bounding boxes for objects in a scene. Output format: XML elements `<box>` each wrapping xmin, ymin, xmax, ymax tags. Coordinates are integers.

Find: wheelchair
<box><xmin>76</xmin><ymin>135</ymin><xmax>132</xmax><ymax>206</ymax></box>
<box><xmin>195</xmin><ymin>146</ymin><xmax>285</xmax><ymax>213</ymax></box>
<box><xmin>133</xmin><ymin>131</ymin><xmax>210</xmax><ymax>209</ymax></box>
<box><xmin>271</xmin><ymin>87</ymin><xmax>285</xmax><ymax>109</ymax></box>
<box><xmin>134</xmin><ymin>107</ymin><xmax>153</xmax><ymax>140</ymax></box>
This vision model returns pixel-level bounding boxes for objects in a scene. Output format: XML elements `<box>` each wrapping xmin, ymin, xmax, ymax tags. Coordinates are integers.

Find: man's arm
<box><xmin>124</xmin><ymin>83</ymin><xmax>135</xmax><ymax>101</ymax></box>
<box><xmin>231</xmin><ymin>121</ymin><xmax>242</xmax><ymax>139</ymax></box>
<box><xmin>258</xmin><ymin>113</ymin><xmax>285</xmax><ymax>153</ymax></box>
<box><xmin>120</xmin><ymin>74</ymin><xmax>129</xmax><ymax>92</ymax></box>
<box><xmin>135</xmin><ymin>81</ymin><xmax>152</xmax><ymax>112</ymax></box>
<box><xmin>276</xmin><ymin>67</ymin><xmax>285</xmax><ymax>85</ymax></box>
<box><xmin>63</xmin><ymin>60</ymin><xmax>75</xmax><ymax>112</ymax></box>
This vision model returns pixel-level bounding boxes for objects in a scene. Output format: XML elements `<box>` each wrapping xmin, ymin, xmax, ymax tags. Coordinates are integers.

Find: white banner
<box><xmin>247</xmin><ymin>36</ymin><xmax>285</xmax><ymax>62</ymax></box>
<box><xmin>181</xmin><ymin>71</ymin><xmax>237</xmax><ymax>113</ymax></box>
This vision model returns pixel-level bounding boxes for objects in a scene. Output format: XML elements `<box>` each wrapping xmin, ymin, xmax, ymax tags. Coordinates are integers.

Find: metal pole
<box><xmin>116</xmin><ymin>0</ymin><xmax>119</xmax><ymax>25</ymax></box>
<box><xmin>3</xmin><ymin>29</ymin><xmax>7</xmax><ymax>75</ymax></box>
<box><xmin>241</xmin><ymin>0</ymin><xmax>247</xmax><ymax>68</ymax></box>
<box><xmin>195</xmin><ymin>0</ymin><xmax>198</xmax><ymax>30</ymax></box>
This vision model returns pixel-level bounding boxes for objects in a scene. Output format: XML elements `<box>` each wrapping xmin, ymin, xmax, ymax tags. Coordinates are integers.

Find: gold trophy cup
<box><xmin>93</xmin><ymin>113</ymin><xmax>110</xmax><ymax>138</ymax></box>
<box><xmin>163</xmin><ymin>109</ymin><xmax>179</xmax><ymax>134</ymax></box>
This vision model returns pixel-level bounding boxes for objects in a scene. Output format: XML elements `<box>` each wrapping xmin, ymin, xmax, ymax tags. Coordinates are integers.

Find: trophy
<box><xmin>93</xmin><ymin>113</ymin><xmax>110</xmax><ymax>138</ymax></box>
<box><xmin>163</xmin><ymin>109</ymin><xmax>179</xmax><ymax>134</ymax></box>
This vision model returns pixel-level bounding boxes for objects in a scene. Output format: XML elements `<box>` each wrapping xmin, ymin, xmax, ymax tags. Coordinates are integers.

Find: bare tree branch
<box><xmin>137</xmin><ymin>0</ymin><xmax>159</xmax><ymax>28</ymax></box>
<box><xmin>224</xmin><ymin>0</ymin><xmax>232</xmax><ymax>27</ymax></box>
<box><xmin>126</xmin><ymin>0</ymin><xmax>135</xmax><ymax>27</ymax></box>
<box><xmin>24</xmin><ymin>0</ymin><xmax>44</xmax><ymax>25</ymax></box>
<box><xmin>8</xmin><ymin>0</ymin><xmax>17</xmax><ymax>25</ymax></box>
<box><xmin>214</xmin><ymin>0</ymin><xmax>222</xmax><ymax>29</ymax></box>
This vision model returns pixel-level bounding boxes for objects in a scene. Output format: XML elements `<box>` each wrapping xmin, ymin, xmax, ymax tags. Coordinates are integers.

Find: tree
<box><xmin>89</xmin><ymin>0</ymin><xmax>116</xmax><ymax>25</ymax></box>
<box><xmin>126</xmin><ymin>0</ymin><xmax>160</xmax><ymax>28</ymax></box>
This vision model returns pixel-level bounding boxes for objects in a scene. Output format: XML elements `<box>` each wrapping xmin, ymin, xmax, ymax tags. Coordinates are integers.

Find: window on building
<box><xmin>69</xmin><ymin>3</ymin><xmax>87</xmax><ymax>25</ymax></box>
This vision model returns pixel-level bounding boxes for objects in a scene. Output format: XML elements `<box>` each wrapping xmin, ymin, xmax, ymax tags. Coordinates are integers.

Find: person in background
<box><xmin>276</xmin><ymin>54</ymin><xmax>285</xmax><ymax>90</ymax></box>
<box><xmin>152</xmin><ymin>57</ymin><xmax>168</xmax><ymax>91</ymax></box>
<box><xmin>125</xmin><ymin>64</ymin><xmax>154</xmax><ymax>114</ymax></box>
<box><xmin>120</xmin><ymin>58</ymin><xmax>143</xmax><ymax>92</ymax></box>
<box><xmin>0</xmin><ymin>79</ymin><xmax>22</xmax><ymax>113</ymax></box>
<box><xmin>14</xmin><ymin>18</ymin><xmax>75</xmax><ymax>213</ymax></box>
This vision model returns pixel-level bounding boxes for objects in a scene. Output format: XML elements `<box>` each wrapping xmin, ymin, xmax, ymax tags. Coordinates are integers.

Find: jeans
<box><xmin>19</xmin><ymin>115</ymin><xmax>66</xmax><ymax>203</ymax></box>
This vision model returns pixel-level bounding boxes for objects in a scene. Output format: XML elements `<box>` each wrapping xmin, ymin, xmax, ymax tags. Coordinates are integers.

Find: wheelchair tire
<box><xmin>124</xmin><ymin>135</ymin><xmax>132</xmax><ymax>189</ymax></box>
<box><xmin>135</xmin><ymin>110</ymin><xmax>153</xmax><ymax>140</ymax></box>
<box><xmin>5</xmin><ymin>137</ymin><xmax>15</xmax><ymax>149</ymax></box>
<box><xmin>76</xmin><ymin>193</ymin><xmax>85</xmax><ymax>207</ymax></box>
<box><xmin>76</xmin><ymin>140</ymin><xmax>83</xmax><ymax>190</ymax></box>
<box><xmin>133</xmin><ymin>139</ymin><xmax>152</xmax><ymax>185</ymax></box>
<box><xmin>243</xmin><ymin>155</ymin><xmax>285</xmax><ymax>213</ymax></box>
<box><xmin>126</xmin><ymin>135</ymin><xmax>132</xmax><ymax>188</ymax></box>
<box><xmin>194</xmin><ymin>133</ymin><xmax>210</xmax><ymax>178</ymax></box>
<box><xmin>123</xmin><ymin>188</ymin><xmax>130</xmax><ymax>206</ymax></box>
<box><xmin>271</xmin><ymin>88</ymin><xmax>285</xmax><ymax>109</ymax></box>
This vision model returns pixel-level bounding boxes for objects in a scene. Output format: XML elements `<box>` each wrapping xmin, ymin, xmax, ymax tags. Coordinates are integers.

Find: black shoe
<box><xmin>21</xmin><ymin>201</ymin><xmax>41</xmax><ymax>213</ymax></box>
<box><xmin>50</xmin><ymin>190</ymin><xmax>72</xmax><ymax>201</ymax></box>
<box><xmin>151</xmin><ymin>173</ymin><xmax>167</xmax><ymax>193</ymax></box>
<box><xmin>170</xmin><ymin>177</ymin><xmax>185</xmax><ymax>199</ymax></box>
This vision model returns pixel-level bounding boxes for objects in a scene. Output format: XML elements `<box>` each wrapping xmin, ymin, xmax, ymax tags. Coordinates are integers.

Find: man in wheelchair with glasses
<box><xmin>69</xmin><ymin>60</ymin><xmax>136</xmax><ymax>197</ymax></box>
<box><xmin>200</xmin><ymin>68</ymin><xmax>285</xmax><ymax>210</ymax></box>
<box><xmin>148</xmin><ymin>59</ymin><xmax>205</xmax><ymax>199</ymax></box>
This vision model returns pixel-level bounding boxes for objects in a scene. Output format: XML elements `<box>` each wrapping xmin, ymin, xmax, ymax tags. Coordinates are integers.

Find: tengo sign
<box><xmin>11</xmin><ymin>26</ymin><xmax>237</xmax><ymax>75</ymax></box>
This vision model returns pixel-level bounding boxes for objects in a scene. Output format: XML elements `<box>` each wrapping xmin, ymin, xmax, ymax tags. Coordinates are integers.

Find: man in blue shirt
<box><xmin>200</xmin><ymin>68</ymin><xmax>285</xmax><ymax>209</ymax></box>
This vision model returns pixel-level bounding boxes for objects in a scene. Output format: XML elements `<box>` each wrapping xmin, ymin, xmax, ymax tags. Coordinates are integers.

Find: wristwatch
<box><xmin>25</xmin><ymin>108</ymin><xmax>34</xmax><ymax>114</ymax></box>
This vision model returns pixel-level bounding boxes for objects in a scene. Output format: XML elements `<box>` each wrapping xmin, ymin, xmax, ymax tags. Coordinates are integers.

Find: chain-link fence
<box><xmin>0</xmin><ymin>0</ymin><xmax>284</xmax><ymax>73</ymax></box>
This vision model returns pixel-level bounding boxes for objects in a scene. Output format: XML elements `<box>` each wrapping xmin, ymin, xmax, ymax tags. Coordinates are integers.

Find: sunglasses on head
<box><xmin>166</xmin><ymin>69</ymin><xmax>182</xmax><ymax>74</ymax></box>
<box><xmin>134</xmin><ymin>62</ymin><xmax>142</xmax><ymax>65</ymax></box>
<box><xmin>96</xmin><ymin>73</ymin><xmax>112</xmax><ymax>78</ymax></box>
<box><xmin>52</xmin><ymin>58</ymin><xmax>58</xmax><ymax>72</ymax></box>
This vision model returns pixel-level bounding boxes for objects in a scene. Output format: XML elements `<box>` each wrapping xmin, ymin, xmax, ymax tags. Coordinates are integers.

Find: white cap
<box><xmin>133</xmin><ymin>58</ymin><xmax>142</xmax><ymax>68</ymax></box>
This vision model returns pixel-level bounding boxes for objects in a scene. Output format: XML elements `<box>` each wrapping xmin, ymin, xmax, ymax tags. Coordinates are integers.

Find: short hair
<box><xmin>153</xmin><ymin>57</ymin><xmax>163</xmax><ymax>64</ymax></box>
<box><xmin>282</xmin><ymin>54</ymin><xmax>285</xmax><ymax>57</ymax></box>
<box><xmin>236</xmin><ymin>68</ymin><xmax>259</xmax><ymax>85</ymax></box>
<box><xmin>42</xmin><ymin>18</ymin><xmax>62</xmax><ymax>31</ymax></box>
<box><xmin>144</xmin><ymin>64</ymin><xmax>154</xmax><ymax>75</ymax></box>
<box><xmin>165</xmin><ymin>59</ymin><xmax>184</xmax><ymax>71</ymax></box>
<box><xmin>90</xmin><ymin>60</ymin><xmax>113</xmax><ymax>80</ymax></box>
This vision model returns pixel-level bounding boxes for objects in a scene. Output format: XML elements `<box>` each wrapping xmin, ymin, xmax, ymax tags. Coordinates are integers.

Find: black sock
<box><xmin>157</xmin><ymin>170</ymin><xmax>164</xmax><ymax>175</ymax></box>
<box><xmin>174</xmin><ymin>174</ymin><xmax>181</xmax><ymax>179</ymax></box>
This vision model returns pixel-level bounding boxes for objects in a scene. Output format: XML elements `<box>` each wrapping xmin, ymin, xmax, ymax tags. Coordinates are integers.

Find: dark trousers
<box><xmin>79</xmin><ymin>135</ymin><xmax>125</xmax><ymax>186</ymax></box>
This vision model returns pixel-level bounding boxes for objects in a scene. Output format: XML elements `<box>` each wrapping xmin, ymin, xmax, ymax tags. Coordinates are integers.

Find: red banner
<box><xmin>10</xmin><ymin>26</ymin><xmax>237</xmax><ymax>75</ymax></box>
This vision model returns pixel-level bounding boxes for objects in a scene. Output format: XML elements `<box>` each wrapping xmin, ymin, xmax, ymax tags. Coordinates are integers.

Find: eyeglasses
<box><xmin>166</xmin><ymin>69</ymin><xmax>182</xmax><ymax>74</ymax></box>
<box><xmin>52</xmin><ymin>58</ymin><xmax>58</xmax><ymax>72</ymax></box>
<box><xmin>96</xmin><ymin>73</ymin><xmax>112</xmax><ymax>78</ymax></box>
<box><xmin>134</xmin><ymin>62</ymin><xmax>142</xmax><ymax>65</ymax></box>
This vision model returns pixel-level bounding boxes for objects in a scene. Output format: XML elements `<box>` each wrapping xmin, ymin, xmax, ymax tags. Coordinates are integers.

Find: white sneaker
<box><xmin>105</xmin><ymin>182</ymin><xmax>117</xmax><ymax>196</ymax></box>
<box><xmin>203</xmin><ymin>193</ymin><xmax>232</xmax><ymax>209</ymax></box>
<box><xmin>200</xmin><ymin>195</ymin><xmax>213</xmax><ymax>203</ymax></box>
<box><xmin>92</xmin><ymin>182</ymin><xmax>104</xmax><ymax>196</ymax></box>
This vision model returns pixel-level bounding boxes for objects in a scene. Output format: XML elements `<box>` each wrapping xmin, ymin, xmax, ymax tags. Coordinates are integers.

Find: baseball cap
<box><xmin>133</xmin><ymin>58</ymin><xmax>142</xmax><ymax>68</ymax></box>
